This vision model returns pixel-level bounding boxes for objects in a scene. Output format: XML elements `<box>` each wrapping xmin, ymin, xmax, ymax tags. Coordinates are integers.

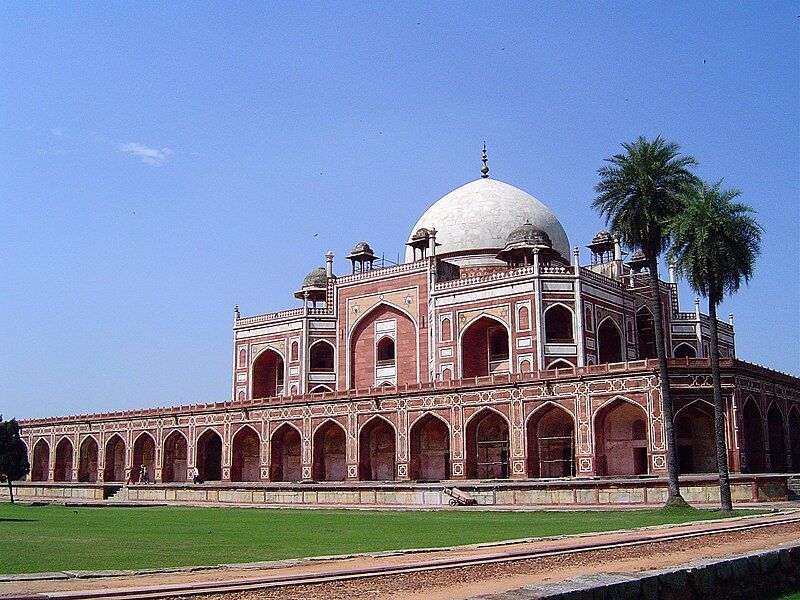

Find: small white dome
<box><xmin>405</xmin><ymin>178</ymin><xmax>570</xmax><ymax>262</ymax></box>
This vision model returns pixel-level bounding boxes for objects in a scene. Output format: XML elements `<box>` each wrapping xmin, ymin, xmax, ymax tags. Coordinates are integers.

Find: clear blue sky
<box><xmin>1</xmin><ymin>3</ymin><xmax>797</xmax><ymax>420</ymax></box>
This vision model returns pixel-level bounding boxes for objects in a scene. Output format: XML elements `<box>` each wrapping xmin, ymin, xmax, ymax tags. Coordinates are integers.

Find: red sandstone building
<box><xmin>17</xmin><ymin>165</ymin><xmax>800</xmax><ymax>497</ymax></box>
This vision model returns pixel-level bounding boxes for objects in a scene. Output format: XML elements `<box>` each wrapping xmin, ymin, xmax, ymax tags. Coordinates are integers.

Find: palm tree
<box><xmin>593</xmin><ymin>136</ymin><xmax>698</xmax><ymax>506</ymax></box>
<box><xmin>668</xmin><ymin>181</ymin><xmax>762</xmax><ymax>512</ymax></box>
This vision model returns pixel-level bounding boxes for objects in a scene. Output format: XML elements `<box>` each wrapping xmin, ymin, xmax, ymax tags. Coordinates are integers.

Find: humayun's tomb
<box><xmin>10</xmin><ymin>156</ymin><xmax>800</xmax><ymax>506</ymax></box>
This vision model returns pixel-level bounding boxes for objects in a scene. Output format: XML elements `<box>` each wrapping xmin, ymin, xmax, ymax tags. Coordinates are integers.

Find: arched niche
<box><xmin>231</xmin><ymin>426</ymin><xmax>260</xmax><ymax>482</ymax></box>
<box><xmin>196</xmin><ymin>429</ymin><xmax>223</xmax><ymax>482</ymax></box>
<box><xmin>359</xmin><ymin>417</ymin><xmax>396</xmax><ymax>481</ymax></box>
<box><xmin>594</xmin><ymin>399</ymin><xmax>649</xmax><ymax>476</ymax></box>
<box><xmin>409</xmin><ymin>414</ymin><xmax>450</xmax><ymax>481</ymax></box>
<box><xmin>162</xmin><ymin>431</ymin><xmax>188</xmax><ymax>483</ymax></box>
<box><xmin>527</xmin><ymin>404</ymin><xmax>575</xmax><ymax>478</ymax></box>
<box><xmin>465</xmin><ymin>409</ymin><xmax>509</xmax><ymax>479</ymax></box>
<box><xmin>270</xmin><ymin>424</ymin><xmax>302</xmax><ymax>482</ymax></box>
<box><xmin>77</xmin><ymin>437</ymin><xmax>99</xmax><ymax>483</ymax></box>
<box><xmin>461</xmin><ymin>316</ymin><xmax>510</xmax><ymax>378</ymax></box>
<box><xmin>312</xmin><ymin>420</ymin><xmax>347</xmax><ymax>481</ymax></box>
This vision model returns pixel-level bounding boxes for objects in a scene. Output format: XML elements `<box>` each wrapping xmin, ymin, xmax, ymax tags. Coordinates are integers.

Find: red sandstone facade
<box><xmin>19</xmin><ymin>174</ymin><xmax>800</xmax><ymax>487</ymax></box>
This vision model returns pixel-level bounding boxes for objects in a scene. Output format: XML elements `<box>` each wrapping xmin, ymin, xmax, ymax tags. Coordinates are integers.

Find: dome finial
<box><xmin>480</xmin><ymin>142</ymin><xmax>489</xmax><ymax>178</ymax></box>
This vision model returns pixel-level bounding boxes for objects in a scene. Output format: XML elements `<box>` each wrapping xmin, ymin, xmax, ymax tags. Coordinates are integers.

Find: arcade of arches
<box><xmin>25</xmin><ymin>395</ymin><xmax>799</xmax><ymax>484</ymax></box>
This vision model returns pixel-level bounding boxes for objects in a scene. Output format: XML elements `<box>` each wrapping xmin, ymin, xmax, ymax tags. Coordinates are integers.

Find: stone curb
<box><xmin>470</xmin><ymin>539</ymin><xmax>800</xmax><ymax>599</ymax></box>
<box><xmin>0</xmin><ymin>510</ymin><xmax>795</xmax><ymax>583</ymax></box>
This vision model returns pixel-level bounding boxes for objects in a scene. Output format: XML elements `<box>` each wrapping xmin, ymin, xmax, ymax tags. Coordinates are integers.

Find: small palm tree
<box><xmin>593</xmin><ymin>136</ymin><xmax>698</xmax><ymax>506</ymax></box>
<box><xmin>669</xmin><ymin>180</ymin><xmax>762</xmax><ymax>512</ymax></box>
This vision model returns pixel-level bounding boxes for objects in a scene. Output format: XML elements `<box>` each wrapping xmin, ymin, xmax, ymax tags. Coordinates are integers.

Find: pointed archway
<box><xmin>162</xmin><ymin>431</ymin><xmax>188</xmax><ymax>483</ymax></box>
<box><xmin>231</xmin><ymin>426</ymin><xmax>261</xmax><ymax>482</ymax></box>
<box><xmin>410</xmin><ymin>414</ymin><xmax>450</xmax><ymax>480</ymax></box>
<box><xmin>789</xmin><ymin>407</ymin><xmax>800</xmax><ymax>472</ymax></box>
<box><xmin>461</xmin><ymin>316</ymin><xmax>510</xmax><ymax>378</ymax></box>
<box><xmin>465</xmin><ymin>409</ymin><xmax>509</xmax><ymax>479</ymax></box>
<box><xmin>78</xmin><ymin>437</ymin><xmax>99</xmax><ymax>483</ymax></box>
<box><xmin>636</xmin><ymin>307</ymin><xmax>657</xmax><ymax>359</ymax></box>
<box><xmin>31</xmin><ymin>439</ymin><xmax>50</xmax><ymax>481</ymax></box>
<box><xmin>54</xmin><ymin>438</ymin><xmax>74</xmax><ymax>482</ymax></box>
<box><xmin>358</xmin><ymin>417</ymin><xmax>396</xmax><ymax>481</ymax></box>
<box><xmin>196</xmin><ymin>429</ymin><xmax>223</xmax><ymax>482</ymax></box>
<box><xmin>527</xmin><ymin>404</ymin><xmax>575</xmax><ymax>478</ymax></box>
<box><xmin>674</xmin><ymin>402</ymin><xmax>716</xmax><ymax>474</ymax></box>
<box><xmin>595</xmin><ymin>400</ymin><xmax>649</xmax><ymax>476</ymax></box>
<box><xmin>252</xmin><ymin>349</ymin><xmax>285</xmax><ymax>398</ymax></box>
<box><xmin>312</xmin><ymin>420</ymin><xmax>347</xmax><ymax>481</ymax></box>
<box><xmin>740</xmin><ymin>398</ymin><xmax>765</xmax><ymax>473</ymax></box>
<box><xmin>597</xmin><ymin>318</ymin><xmax>623</xmax><ymax>364</ymax></box>
<box><xmin>270</xmin><ymin>424</ymin><xmax>302</xmax><ymax>482</ymax></box>
<box><xmin>104</xmin><ymin>435</ymin><xmax>126</xmax><ymax>482</ymax></box>
<box><xmin>767</xmin><ymin>404</ymin><xmax>787</xmax><ymax>473</ymax></box>
<box><xmin>132</xmin><ymin>433</ymin><xmax>156</xmax><ymax>483</ymax></box>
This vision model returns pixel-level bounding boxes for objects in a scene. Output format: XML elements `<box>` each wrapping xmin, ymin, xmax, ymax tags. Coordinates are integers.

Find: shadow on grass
<box><xmin>0</xmin><ymin>518</ymin><xmax>38</xmax><ymax>523</ymax></box>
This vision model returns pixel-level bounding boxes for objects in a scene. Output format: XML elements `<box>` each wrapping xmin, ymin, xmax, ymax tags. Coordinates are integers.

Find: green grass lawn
<box><xmin>0</xmin><ymin>503</ymin><xmax>759</xmax><ymax>574</ymax></box>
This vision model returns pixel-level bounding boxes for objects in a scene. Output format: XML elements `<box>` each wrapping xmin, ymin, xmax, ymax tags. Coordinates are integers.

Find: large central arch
<box><xmin>252</xmin><ymin>349</ymin><xmax>285</xmax><ymax>399</ymax></box>
<box><xmin>460</xmin><ymin>315</ymin><xmax>510</xmax><ymax>378</ymax></box>
<box><xmin>78</xmin><ymin>437</ymin><xmax>99</xmax><ymax>483</ymax></box>
<box><xmin>350</xmin><ymin>303</ymin><xmax>417</xmax><ymax>389</ymax></box>
<box><xmin>359</xmin><ymin>417</ymin><xmax>396</xmax><ymax>481</ymax></box>
<box><xmin>312</xmin><ymin>420</ymin><xmax>347</xmax><ymax>481</ymax></box>
<box><xmin>270</xmin><ymin>424</ymin><xmax>302</xmax><ymax>482</ymax></box>
<box><xmin>410</xmin><ymin>414</ymin><xmax>450</xmax><ymax>481</ymax></box>
<box><xmin>162</xmin><ymin>431</ymin><xmax>188</xmax><ymax>483</ymax></box>
<box><xmin>527</xmin><ymin>404</ymin><xmax>575</xmax><ymax>478</ymax></box>
<box><xmin>465</xmin><ymin>409</ymin><xmax>509</xmax><ymax>479</ymax></box>
<box><xmin>231</xmin><ymin>426</ymin><xmax>261</xmax><ymax>482</ymax></box>
<box><xmin>595</xmin><ymin>399</ymin><xmax>649</xmax><ymax>476</ymax></box>
<box><xmin>196</xmin><ymin>429</ymin><xmax>223</xmax><ymax>482</ymax></box>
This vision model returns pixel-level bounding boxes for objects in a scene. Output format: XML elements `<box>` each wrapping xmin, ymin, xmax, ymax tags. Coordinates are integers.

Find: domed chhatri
<box><xmin>504</xmin><ymin>220</ymin><xmax>553</xmax><ymax>247</ymax></box>
<box><xmin>300</xmin><ymin>267</ymin><xmax>327</xmax><ymax>289</ymax></box>
<box><xmin>404</xmin><ymin>177</ymin><xmax>570</xmax><ymax>264</ymax></box>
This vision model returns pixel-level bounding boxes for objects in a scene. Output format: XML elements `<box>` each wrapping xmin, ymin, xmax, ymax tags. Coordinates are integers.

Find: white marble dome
<box><xmin>404</xmin><ymin>178</ymin><xmax>570</xmax><ymax>263</ymax></box>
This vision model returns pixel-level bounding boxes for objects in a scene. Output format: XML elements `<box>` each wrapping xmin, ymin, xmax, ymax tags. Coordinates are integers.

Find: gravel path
<box><xmin>195</xmin><ymin>522</ymin><xmax>800</xmax><ymax>600</ymax></box>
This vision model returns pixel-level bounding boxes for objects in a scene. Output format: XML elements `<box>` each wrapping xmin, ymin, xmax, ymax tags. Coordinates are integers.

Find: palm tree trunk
<box><xmin>646</xmin><ymin>255</ymin><xmax>686</xmax><ymax>506</ymax></box>
<box><xmin>7</xmin><ymin>479</ymin><xmax>13</xmax><ymax>505</ymax></box>
<box><xmin>707</xmin><ymin>293</ymin><xmax>733</xmax><ymax>512</ymax></box>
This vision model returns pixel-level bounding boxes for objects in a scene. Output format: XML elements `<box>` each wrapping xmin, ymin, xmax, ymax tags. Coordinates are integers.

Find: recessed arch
<box><xmin>788</xmin><ymin>406</ymin><xmax>800</xmax><ymax>472</ymax></box>
<box><xmin>358</xmin><ymin>415</ymin><xmax>396</xmax><ymax>481</ymax></box>
<box><xmin>350</xmin><ymin>302</ymin><xmax>418</xmax><ymax>389</ymax></box>
<box><xmin>673</xmin><ymin>343</ymin><xmax>697</xmax><ymax>359</ymax></box>
<box><xmin>195</xmin><ymin>428</ymin><xmax>223</xmax><ymax>482</ymax></box>
<box><xmin>545</xmin><ymin>359</ymin><xmax>574</xmax><ymax>370</ymax></box>
<box><xmin>767</xmin><ymin>402</ymin><xmax>787</xmax><ymax>473</ymax></box>
<box><xmin>740</xmin><ymin>397</ymin><xmax>765</xmax><ymax>473</ymax></box>
<box><xmin>309</xmin><ymin>339</ymin><xmax>335</xmax><ymax>372</ymax></box>
<box><xmin>465</xmin><ymin>408</ymin><xmax>510</xmax><ymax>479</ymax></box>
<box><xmin>409</xmin><ymin>412</ymin><xmax>450</xmax><ymax>481</ymax></box>
<box><xmin>132</xmin><ymin>432</ymin><xmax>156</xmax><ymax>483</ymax></box>
<box><xmin>103</xmin><ymin>434</ymin><xmax>126</xmax><ymax>482</ymax></box>
<box><xmin>594</xmin><ymin>397</ymin><xmax>649</xmax><ymax>476</ymax></box>
<box><xmin>162</xmin><ymin>430</ymin><xmax>188</xmax><ymax>483</ymax></box>
<box><xmin>54</xmin><ymin>437</ymin><xmax>74</xmax><ymax>482</ymax></box>
<box><xmin>674</xmin><ymin>400</ymin><xmax>716</xmax><ymax>473</ymax></box>
<box><xmin>31</xmin><ymin>438</ymin><xmax>50</xmax><ymax>481</ymax></box>
<box><xmin>543</xmin><ymin>303</ymin><xmax>574</xmax><ymax>343</ymax></box>
<box><xmin>459</xmin><ymin>314</ymin><xmax>511</xmax><ymax>378</ymax></box>
<box><xmin>231</xmin><ymin>425</ymin><xmax>261</xmax><ymax>482</ymax></box>
<box><xmin>309</xmin><ymin>384</ymin><xmax>334</xmax><ymax>393</ymax></box>
<box><xmin>251</xmin><ymin>347</ymin><xmax>285</xmax><ymax>399</ymax></box>
<box><xmin>527</xmin><ymin>402</ymin><xmax>575</xmax><ymax>478</ymax></box>
<box><xmin>77</xmin><ymin>435</ymin><xmax>99</xmax><ymax>483</ymax></box>
<box><xmin>270</xmin><ymin>423</ymin><xmax>302</xmax><ymax>482</ymax></box>
<box><xmin>635</xmin><ymin>305</ymin><xmax>658</xmax><ymax>360</ymax></box>
<box><xmin>597</xmin><ymin>317</ymin><xmax>623</xmax><ymax>364</ymax></box>
<box><xmin>312</xmin><ymin>419</ymin><xmax>347</xmax><ymax>481</ymax></box>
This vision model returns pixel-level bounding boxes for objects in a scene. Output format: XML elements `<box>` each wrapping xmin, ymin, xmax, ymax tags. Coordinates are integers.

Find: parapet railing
<box><xmin>335</xmin><ymin>260</ymin><xmax>427</xmax><ymax>285</ymax></box>
<box><xmin>27</xmin><ymin>356</ymin><xmax>797</xmax><ymax>428</ymax></box>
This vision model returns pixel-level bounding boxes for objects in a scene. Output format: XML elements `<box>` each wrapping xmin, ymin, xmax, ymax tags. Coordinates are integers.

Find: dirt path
<box><xmin>0</xmin><ymin>512</ymin><xmax>796</xmax><ymax>599</ymax></box>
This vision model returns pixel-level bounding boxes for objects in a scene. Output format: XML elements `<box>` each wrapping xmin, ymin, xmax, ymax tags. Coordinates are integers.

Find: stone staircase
<box><xmin>788</xmin><ymin>476</ymin><xmax>800</xmax><ymax>501</ymax></box>
<box><xmin>103</xmin><ymin>484</ymin><xmax>127</xmax><ymax>502</ymax></box>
